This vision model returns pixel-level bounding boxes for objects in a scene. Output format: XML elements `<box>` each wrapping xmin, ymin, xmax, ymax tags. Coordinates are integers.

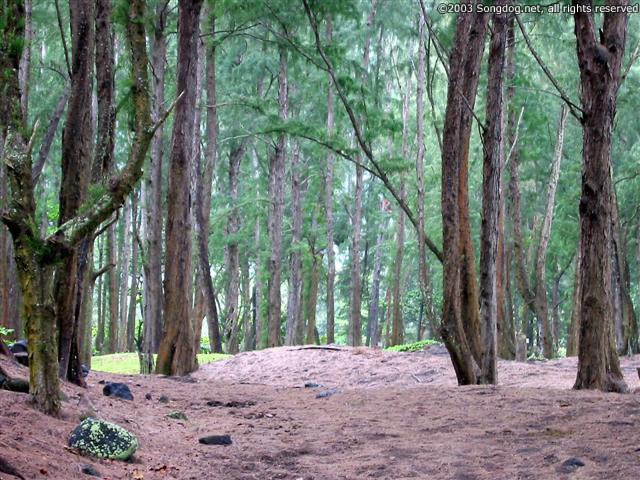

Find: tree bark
<box><xmin>478</xmin><ymin>4</ymin><xmax>507</xmax><ymax>384</ymax></box>
<box><xmin>367</xmin><ymin>201</ymin><xmax>386</xmax><ymax>347</ymax></box>
<box><xmin>573</xmin><ymin>2</ymin><xmax>628</xmax><ymax>393</ymax></box>
<box><xmin>286</xmin><ymin>141</ymin><xmax>303</xmax><ymax>345</ymax></box>
<box><xmin>144</xmin><ymin>0</ymin><xmax>168</xmax><ymax>355</ymax></box>
<box><xmin>118</xmin><ymin>199</ymin><xmax>132</xmax><ymax>351</ymax></box>
<box><xmin>267</xmin><ymin>39</ymin><xmax>288</xmax><ymax>348</ymax></box>
<box><xmin>252</xmin><ymin>147</ymin><xmax>265</xmax><ymax>349</ymax></box>
<box><xmin>535</xmin><ymin>105</ymin><xmax>568</xmax><ymax>359</ymax></box>
<box><xmin>325</xmin><ymin>18</ymin><xmax>336</xmax><ymax>345</ymax></box>
<box><xmin>107</xmin><ymin>223</ymin><xmax>118</xmax><ymax>353</ymax></box>
<box><xmin>156</xmin><ymin>0</ymin><xmax>203</xmax><ymax>376</ymax></box>
<box><xmin>567</xmin><ymin>241</ymin><xmax>582</xmax><ymax>356</ymax></box>
<box><xmin>440</xmin><ymin>2</ymin><xmax>488</xmax><ymax>385</ymax></box>
<box><xmin>197</xmin><ymin>4</ymin><xmax>222</xmax><ymax>354</ymax></box>
<box><xmin>126</xmin><ymin>192</ymin><xmax>139</xmax><ymax>352</ymax></box>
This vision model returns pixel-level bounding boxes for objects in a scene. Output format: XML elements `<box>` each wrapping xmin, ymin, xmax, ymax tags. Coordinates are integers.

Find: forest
<box><xmin>0</xmin><ymin>0</ymin><xmax>639</xmax><ymax>422</ymax></box>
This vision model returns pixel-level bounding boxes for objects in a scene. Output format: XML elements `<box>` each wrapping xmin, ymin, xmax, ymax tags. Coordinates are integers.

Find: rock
<box><xmin>68</xmin><ymin>418</ymin><xmax>138</xmax><ymax>461</ymax></box>
<box><xmin>79</xmin><ymin>464</ymin><xmax>101</xmax><ymax>477</ymax></box>
<box><xmin>145</xmin><ymin>393</ymin><xmax>152</xmax><ymax>400</ymax></box>
<box><xmin>316</xmin><ymin>388</ymin><xmax>338</xmax><ymax>399</ymax></box>
<box><xmin>81</xmin><ymin>364</ymin><xmax>89</xmax><ymax>377</ymax></box>
<box><xmin>304</xmin><ymin>382</ymin><xmax>321</xmax><ymax>388</ymax></box>
<box><xmin>9</xmin><ymin>340</ymin><xmax>29</xmax><ymax>367</ymax></box>
<box><xmin>166</xmin><ymin>411</ymin><xmax>188</xmax><ymax>421</ymax></box>
<box><xmin>102</xmin><ymin>382</ymin><xmax>133</xmax><ymax>401</ymax></box>
<box><xmin>158</xmin><ymin>395</ymin><xmax>169</xmax><ymax>403</ymax></box>
<box><xmin>557</xmin><ymin>457</ymin><xmax>585</xmax><ymax>474</ymax></box>
<box><xmin>206</xmin><ymin>399</ymin><xmax>256</xmax><ymax>408</ymax></box>
<box><xmin>199</xmin><ymin>435</ymin><xmax>232</xmax><ymax>445</ymax></box>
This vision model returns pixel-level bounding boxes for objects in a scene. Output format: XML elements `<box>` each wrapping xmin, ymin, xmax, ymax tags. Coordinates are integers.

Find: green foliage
<box><xmin>0</xmin><ymin>326</ymin><xmax>14</xmax><ymax>342</ymax></box>
<box><xmin>385</xmin><ymin>339</ymin><xmax>439</xmax><ymax>353</ymax></box>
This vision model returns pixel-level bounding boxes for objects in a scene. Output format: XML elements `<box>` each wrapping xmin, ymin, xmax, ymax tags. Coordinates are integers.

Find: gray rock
<box><xmin>557</xmin><ymin>457</ymin><xmax>585</xmax><ymax>474</ymax></box>
<box><xmin>68</xmin><ymin>418</ymin><xmax>138</xmax><ymax>461</ymax></box>
<box><xmin>199</xmin><ymin>435</ymin><xmax>232</xmax><ymax>445</ymax></box>
<box><xmin>316</xmin><ymin>388</ymin><xmax>338</xmax><ymax>399</ymax></box>
<box><xmin>80</xmin><ymin>464</ymin><xmax>101</xmax><ymax>477</ymax></box>
<box><xmin>102</xmin><ymin>382</ymin><xmax>133</xmax><ymax>401</ymax></box>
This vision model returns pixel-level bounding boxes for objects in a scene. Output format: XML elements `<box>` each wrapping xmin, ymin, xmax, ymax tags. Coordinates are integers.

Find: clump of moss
<box><xmin>385</xmin><ymin>339</ymin><xmax>440</xmax><ymax>353</ymax></box>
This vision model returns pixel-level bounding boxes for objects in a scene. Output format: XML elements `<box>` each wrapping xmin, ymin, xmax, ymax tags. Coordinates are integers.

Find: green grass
<box><xmin>385</xmin><ymin>339</ymin><xmax>440</xmax><ymax>353</ymax></box>
<box><xmin>91</xmin><ymin>352</ymin><xmax>229</xmax><ymax>375</ymax></box>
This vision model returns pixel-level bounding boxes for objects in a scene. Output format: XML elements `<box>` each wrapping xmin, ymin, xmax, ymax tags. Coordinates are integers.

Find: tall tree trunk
<box><xmin>252</xmin><ymin>148</ymin><xmax>265</xmax><ymax>349</ymax></box>
<box><xmin>95</xmin><ymin>236</ymin><xmax>105</xmax><ymax>352</ymax></box>
<box><xmin>286</xmin><ymin>141</ymin><xmax>302</xmax><ymax>345</ymax></box>
<box><xmin>566</xmin><ymin>241</ymin><xmax>582</xmax><ymax>356</ymax></box>
<box><xmin>573</xmin><ymin>4</ymin><xmax>628</xmax><ymax>393</ymax></box>
<box><xmin>144</xmin><ymin>0</ymin><xmax>168</xmax><ymax>355</ymax></box>
<box><xmin>224</xmin><ymin>142</ymin><xmax>246</xmax><ymax>354</ymax></box>
<box><xmin>535</xmin><ymin>105</ymin><xmax>568</xmax><ymax>359</ymax></box>
<box><xmin>156</xmin><ymin>0</ymin><xmax>203</xmax><ymax>376</ymax></box>
<box><xmin>55</xmin><ymin>0</ymin><xmax>95</xmax><ymax>384</ymax></box>
<box><xmin>349</xmin><ymin>164</ymin><xmax>364</xmax><ymax>347</ymax></box>
<box><xmin>127</xmin><ymin>192</ymin><xmax>139</xmax><ymax>352</ymax></box>
<box><xmin>118</xmin><ymin>199</ymin><xmax>132</xmax><ymax>351</ymax></box>
<box><xmin>325</xmin><ymin>18</ymin><xmax>336</xmax><ymax>345</ymax></box>
<box><xmin>440</xmin><ymin>3</ymin><xmax>488</xmax><ymax>385</ymax></box>
<box><xmin>267</xmin><ymin>40</ymin><xmax>288</xmax><ymax>348</ymax></box>
<box><xmin>107</xmin><ymin>223</ymin><xmax>118</xmax><ymax>353</ymax></box>
<box><xmin>241</xmin><ymin>253</ymin><xmax>252</xmax><ymax>351</ymax></box>
<box><xmin>197</xmin><ymin>4</ymin><xmax>222</xmax><ymax>354</ymax></box>
<box><xmin>366</xmin><ymin>201</ymin><xmax>386</xmax><ymax>347</ymax></box>
<box><xmin>478</xmin><ymin>4</ymin><xmax>507</xmax><ymax>384</ymax></box>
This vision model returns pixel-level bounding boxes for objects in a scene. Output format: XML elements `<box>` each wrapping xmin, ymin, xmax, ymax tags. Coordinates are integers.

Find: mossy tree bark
<box><xmin>1</xmin><ymin>0</ymin><xmax>161</xmax><ymax>414</ymax></box>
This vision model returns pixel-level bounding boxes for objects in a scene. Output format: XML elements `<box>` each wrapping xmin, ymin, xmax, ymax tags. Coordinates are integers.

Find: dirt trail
<box><xmin>1</xmin><ymin>346</ymin><xmax>640</xmax><ymax>479</ymax></box>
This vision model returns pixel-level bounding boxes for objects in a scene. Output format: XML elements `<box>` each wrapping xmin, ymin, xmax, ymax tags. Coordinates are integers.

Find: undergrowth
<box><xmin>385</xmin><ymin>339</ymin><xmax>440</xmax><ymax>352</ymax></box>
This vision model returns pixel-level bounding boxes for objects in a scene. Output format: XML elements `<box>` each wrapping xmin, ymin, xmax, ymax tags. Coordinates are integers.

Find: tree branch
<box><xmin>515</xmin><ymin>15</ymin><xmax>583</xmax><ymax>122</ymax></box>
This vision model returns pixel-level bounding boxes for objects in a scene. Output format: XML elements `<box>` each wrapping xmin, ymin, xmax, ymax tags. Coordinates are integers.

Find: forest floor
<box><xmin>2</xmin><ymin>345</ymin><xmax>640</xmax><ymax>480</ymax></box>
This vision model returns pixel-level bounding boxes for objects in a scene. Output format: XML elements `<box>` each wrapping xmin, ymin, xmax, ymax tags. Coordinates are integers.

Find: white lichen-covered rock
<box><xmin>68</xmin><ymin>417</ymin><xmax>138</xmax><ymax>460</ymax></box>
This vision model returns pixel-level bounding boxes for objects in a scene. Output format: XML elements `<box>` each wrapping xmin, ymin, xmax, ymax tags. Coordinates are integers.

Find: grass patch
<box><xmin>385</xmin><ymin>339</ymin><xmax>440</xmax><ymax>353</ymax></box>
<box><xmin>91</xmin><ymin>352</ymin><xmax>229</xmax><ymax>375</ymax></box>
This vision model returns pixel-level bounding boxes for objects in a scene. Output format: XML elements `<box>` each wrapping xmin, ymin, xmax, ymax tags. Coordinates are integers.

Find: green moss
<box><xmin>91</xmin><ymin>352</ymin><xmax>229</xmax><ymax>375</ymax></box>
<box><xmin>385</xmin><ymin>339</ymin><xmax>440</xmax><ymax>353</ymax></box>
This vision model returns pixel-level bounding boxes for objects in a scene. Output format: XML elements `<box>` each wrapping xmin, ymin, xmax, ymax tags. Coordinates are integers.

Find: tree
<box><xmin>572</xmin><ymin>0</ymin><xmax>628</xmax><ymax>393</ymax></box>
<box><xmin>0</xmin><ymin>0</ymin><xmax>161</xmax><ymax>413</ymax></box>
<box><xmin>156</xmin><ymin>0</ymin><xmax>203</xmax><ymax>376</ymax></box>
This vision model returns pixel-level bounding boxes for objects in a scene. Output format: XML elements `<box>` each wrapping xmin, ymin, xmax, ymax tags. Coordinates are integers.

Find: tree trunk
<box><xmin>126</xmin><ymin>192</ymin><xmax>139</xmax><ymax>352</ymax></box>
<box><xmin>566</xmin><ymin>241</ymin><xmax>582</xmax><ymax>356</ymax></box>
<box><xmin>349</xmin><ymin>164</ymin><xmax>364</xmax><ymax>347</ymax></box>
<box><xmin>267</xmin><ymin>40</ymin><xmax>288</xmax><ymax>349</ymax></box>
<box><xmin>325</xmin><ymin>18</ymin><xmax>336</xmax><ymax>345</ymax></box>
<box><xmin>156</xmin><ymin>0</ymin><xmax>203</xmax><ymax>376</ymax></box>
<box><xmin>107</xmin><ymin>223</ymin><xmax>118</xmax><ymax>353</ymax></box>
<box><xmin>478</xmin><ymin>5</ymin><xmax>507</xmax><ymax>384</ymax></box>
<box><xmin>241</xmin><ymin>253</ymin><xmax>252</xmax><ymax>351</ymax></box>
<box><xmin>366</xmin><ymin>202</ymin><xmax>386</xmax><ymax>347</ymax></box>
<box><xmin>145</xmin><ymin>0</ymin><xmax>168</xmax><ymax>354</ymax></box>
<box><xmin>252</xmin><ymin>147</ymin><xmax>265</xmax><ymax>349</ymax></box>
<box><xmin>535</xmin><ymin>105</ymin><xmax>568</xmax><ymax>359</ymax></box>
<box><xmin>55</xmin><ymin>0</ymin><xmax>95</xmax><ymax>384</ymax></box>
<box><xmin>286</xmin><ymin>141</ymin><xmax>302</xmax><ymax>345</ymax></box>
<box><xmin>118</xmin><ymin>199</ymin><xmax>132</xmax><ymax>351</ymax></box>
<box><xmin>196</xmin><ymin>5</ymin><xmax>222</xmax><ymax>354</ymax></box>
<box><xmin>440</xmin><ymin>3</ymin><xmax>488</xmax><ymax>385</ymax></box>
<box><xmin>573</xmin><ymin>5</ymin><xmax>628</xmax><ymax>393</ymax></box>
<box><xmin>224</xmin><ymin>142</ymin><xmax>245</xmax><ymax>354</ymax></box>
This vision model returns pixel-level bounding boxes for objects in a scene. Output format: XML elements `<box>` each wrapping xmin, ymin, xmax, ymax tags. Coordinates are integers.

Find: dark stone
<box><xmin>166</xmin><ymin>411</ymin><xmax>188</xmax><ymax>421</ymax></box>
<box><xmin>81</xmin><ymin>364</ymin><xmax>89</xmax><ymax>377</ymax></box>
<box><xmin>102</xmin><ymin>382</ymin><xmax>133</xmax><ymax>401</ymax></box>
<box><xmin>8</xmin><ymin>340</ymin><xmax>27</xmax><ymax>354</ymax></box>
<box><xmin>80</xmin><ymin>464</ymin><xmax>101</xmax><ymax>477</ymax></box>
<box><xmin>145</xmin><ymin>393</ymin><xmax>152</xmax><ymax>400</ymax></box>
<box><xmin>557</xmin><ymin>457</ymin><xmax>585</xmax><ymax>474</ymax></box>
<box><xmin>316</xmin><ymin>388</ymin><xmax>338</xmax><ymax>399</ymax></box>
<box><xmin>158</xmin><ymin>395</ymin><xmax>169</xmax><ymax>403</ymax></box>
<box><xmin>206</xmin><ymin>399</ymin><xmax>256</xmax><ymax>408</ymax></box>
<box><xmin>98</xmin><ymin>380</ymin><xmax>106</xmax><ymax>384</ymax></box>
<box><xmin>199</xmin><ymin>435</ymin><xmax>232</xmax><ymax>445</ymax></box>
<box><xmin>304</xmin><ymin>382</ymin><xmax>321</xmax><ymax>388</ymax></box>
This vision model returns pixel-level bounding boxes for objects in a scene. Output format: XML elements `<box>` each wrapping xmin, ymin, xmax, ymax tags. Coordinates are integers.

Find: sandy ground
<box><xmin>1</xmin><ymin>345</ymin><xmax>640</xmax><ymax>479</ymax></box>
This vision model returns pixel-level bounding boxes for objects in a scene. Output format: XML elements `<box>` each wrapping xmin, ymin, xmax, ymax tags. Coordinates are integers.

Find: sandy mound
<box><xmin>2</xmin><ymin>346</ymin><xmax>640</xmax><ymax>479</ymax></box>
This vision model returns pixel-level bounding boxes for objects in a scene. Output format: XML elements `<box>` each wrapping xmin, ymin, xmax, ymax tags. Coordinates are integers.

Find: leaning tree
<box><xmin>0</xmin><ymin>0</ymin><xmax>174</xmax><ymax>415</ymax></box>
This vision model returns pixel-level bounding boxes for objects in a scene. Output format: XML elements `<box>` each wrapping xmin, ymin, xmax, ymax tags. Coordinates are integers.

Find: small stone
<box><xmin>145</xmin><ymin>393</ymin><xmax>152</xmax><ymax>400</ymax></box>
<box><xmin>79</xmin><ymin>464</ymin><xmax>101</xmax><ymax>477</ymax></box>
<box><xmin>166</xmin><ymin>411</ymin><xmax>188</xmax><ymax>421</ymax></box>
<box><xmin>68</xmin><ymin>418</ymin><xmax>138</xmax><ymax>461</ymax></box>
<box><xmin>102</xmin><ymin>382</ymin><xmax>133</xmax><ymax>401</ymax></box>
<box><xmin>158</xmin><ymin>395</ymin><xmax>169</xmax><ymax>403</ymax></box>
<box><xmin>304</xmin><ymin>382</ymin><xmax>321</xmax><ymax>388</ymax></box>
<box><xmin>199</xmin><ymin>435</ymin><xmax>232</xmax><ymax>445</ymax></box>
<box><xmin>316</xmin><ymin>388</ymin><xmax>338</xmax><ymax>399</ymax></box>
<box><xmin>557</xmin><ymin>457</ymin><xmax>585</xmax><ymax>474</ymax></box>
